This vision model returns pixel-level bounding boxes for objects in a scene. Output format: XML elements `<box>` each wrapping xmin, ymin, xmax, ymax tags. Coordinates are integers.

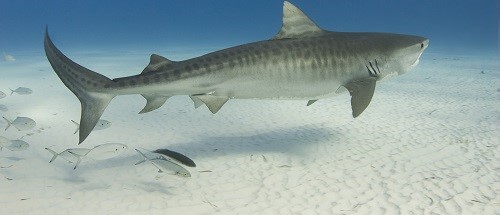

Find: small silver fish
<box><xmin>135</xmin><ymin>149</ymin><xmax>191</xmax><ymax>177</ymax></box>
<box><xmin>7</xmin><ymin>139</ymin><xmax>30</xmax><ymax>151</ymax></box>
<box><xmin>71</xmin><ymin>119</ymin><xmax>111</xmax><ymax>134</ymax></box>
<box><xmin>10</xmin><ymin>87</ymin><xmax>32</xmax><ymax>95</ymax></box>
<box><xmin>45</xmin><ymin>147</ymin><xmax>90</xmax><ymax>163</ymax></box>
<box><xmin>68</xmin><ymin>143</ymin><xmax>128</xmax><ymax>169</ymax></box>
<box><xmin>0</xmin><ymin>137</ymin><xmax>29</xmax><ymax>151</ymax></box>
<box><xmin>3</xmin><ymin>116</ymin><xmax>36</xmax><ymax>131</ymax></box>
<box><xmin>0</xmin><ymin>104</ymin><xmax>7</xmax><ymax>112</ymax></box>
<box><xmin>3</xmin><ymin>52</ymin><xmax>15</xmax><ymax>62</ymax></box>
<box><xmin>0</xmin><ymin>91</ymin><xmax>6</xmax><ymax>99</ymax></box>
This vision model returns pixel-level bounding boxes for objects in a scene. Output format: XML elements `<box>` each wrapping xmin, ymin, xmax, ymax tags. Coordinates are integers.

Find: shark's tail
<box><xmin>44</xmin><ymin>27</ymin><xmax>115</xmax><ymax>144</ymax></box>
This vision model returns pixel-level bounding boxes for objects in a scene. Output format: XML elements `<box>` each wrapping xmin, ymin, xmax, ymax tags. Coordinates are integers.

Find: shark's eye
<box><xmin>420</xmin><ymin>43</ymin><xmax>424</xmax><ymax>49</ymax></box>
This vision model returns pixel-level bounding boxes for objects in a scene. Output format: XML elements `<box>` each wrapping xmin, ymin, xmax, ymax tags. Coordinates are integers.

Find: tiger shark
<box><xmin>44</xmin><ymin>1</ymin><xmax>429</xmax><ymax>144</ymax></box>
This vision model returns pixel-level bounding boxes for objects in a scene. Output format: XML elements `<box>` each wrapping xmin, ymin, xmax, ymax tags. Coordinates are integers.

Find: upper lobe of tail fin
<box><xmin>44</xmin><ymin>27</ymin><xmax>115</xmax><ymax>144</ymax></box>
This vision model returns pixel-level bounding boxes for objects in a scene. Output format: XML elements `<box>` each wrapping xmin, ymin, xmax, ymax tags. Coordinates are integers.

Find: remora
<box><xmin>44</xmin><ymin>1</ymin><xmax>429</xmax><ymax>144</ymax></box>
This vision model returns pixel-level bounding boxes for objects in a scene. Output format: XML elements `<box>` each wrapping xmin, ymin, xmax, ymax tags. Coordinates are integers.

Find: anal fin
<box><xmin>344</xmin><ymin>77</ymin><xmax>377</xmax><ymax>118</ymax></box>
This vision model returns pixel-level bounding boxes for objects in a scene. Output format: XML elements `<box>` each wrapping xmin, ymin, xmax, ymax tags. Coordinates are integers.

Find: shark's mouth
<box><xmin>408</xmin><ymin>52</ymin><xmax>423</xmax><ymax>70</ymax></box>
<box><xmin>411</xmin><ymin>58</ymin><xmax>420</xmax><ymax>68</ymax></box>
<box><xmin>413</xmin><ymin>52</ymin><xmax>423</xmax><ymax>66</ymax></box>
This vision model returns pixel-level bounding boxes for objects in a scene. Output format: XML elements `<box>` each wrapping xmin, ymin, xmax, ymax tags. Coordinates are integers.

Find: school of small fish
<box><xmin>1</xmin><ymin>88</ymin><xmax>34</xmax><ymax>154</ymax></box>
<box><xmin>1</xmin><ymin>83</ymin><xmax>195</xmax><ymax>179</ymax></box>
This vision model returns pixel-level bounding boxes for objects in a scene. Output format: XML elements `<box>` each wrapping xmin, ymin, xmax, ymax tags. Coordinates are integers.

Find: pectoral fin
<box><xmin>344</xmin><ymin>77</ymin><xmax>376</xmax><ymax>118</ymax></box>
<box><xmin>139</xmin><ymin>95</ymin><xmax>170</xmax><ymax>114</ymax></box>
<box><xmin>191</xmin><ymin>94</ymin><xmax>229</xmax><ymax>114</ymax></box>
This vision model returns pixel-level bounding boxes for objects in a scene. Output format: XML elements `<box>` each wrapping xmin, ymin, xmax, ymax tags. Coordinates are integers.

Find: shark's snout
<box><xmin>409</xmin><ymin>39</ymin><xmax>429</xmax><ymax>70</ymax></box>
<box><xmin>421</xmin><ymin>39</ymin><xmax>430</xmax><ymax>50</ymax></box>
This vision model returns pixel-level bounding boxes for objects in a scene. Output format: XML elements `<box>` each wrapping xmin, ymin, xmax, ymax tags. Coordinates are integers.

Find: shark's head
<box><xmin>376</xmin><ymin>34</ymin><xmax>429</xmax><ymax>80</ymax></box>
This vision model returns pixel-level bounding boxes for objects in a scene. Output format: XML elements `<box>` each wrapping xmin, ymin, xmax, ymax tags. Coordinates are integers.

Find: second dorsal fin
<box><xmin>273</xmin><ymin>1</ymin><xmax>324</xmax><ymax>39</ymax></box>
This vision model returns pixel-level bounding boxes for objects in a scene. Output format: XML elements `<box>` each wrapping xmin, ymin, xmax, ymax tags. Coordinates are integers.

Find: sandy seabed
<box><xmin>0</xmin><ymin>49</ymin><xmax>498</xmax><ymax>214</ymax></box>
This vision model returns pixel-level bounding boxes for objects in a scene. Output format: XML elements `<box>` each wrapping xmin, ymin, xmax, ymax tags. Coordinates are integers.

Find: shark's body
<box><xmin>45</xmin><ymin>1</ymin><xmax>429</xmax><ymax>144</ymax></box>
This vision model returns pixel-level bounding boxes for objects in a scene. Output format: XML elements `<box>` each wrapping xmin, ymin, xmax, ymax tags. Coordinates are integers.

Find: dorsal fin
<box><xmin>150</xmin><ymin>54</ymin><xmax>171</xmax><ymax>65</ymax></box>
<box><xmin>141</xmin><ymin>54</ymin><xmax>174</xmax><ymax>74</ymax></box>
<box><xmin>273</xmin><ymin>1</ymin><xmax>324</xmax><ymax>39</ymax></box>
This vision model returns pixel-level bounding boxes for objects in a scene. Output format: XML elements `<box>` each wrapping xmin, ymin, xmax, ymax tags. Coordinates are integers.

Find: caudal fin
<box><xmin>44</xmin><ymin>27</ymin><xmax>115</xmax><ymax>144</ymax></box>
<box><xmin>68</xmin><ymin>150</ymin><xmax>85</xmax><ymax>170</ymax></box>
<box><xmin>70</xmin><ymin>120</ymin><xmax>80</xmax><ymax>135</ymax></box>
<box><xmin>2</xmin><ymin>116</ymin><xmax>12</xmax><ymax>131</ymax></box>
<box><xmin>45</xmin><ymin>148</ymin><xmax>59</xmax><ymax>163</ymax></box>
<box><xmin>134</xmin><ymin>149</ymin><xmax>163</xmax><ymax>172</ymax></box>
<box><xmin>134</xmin><ymin>149</ymin><xmax>149</xmax><ymax>165</ymax></box>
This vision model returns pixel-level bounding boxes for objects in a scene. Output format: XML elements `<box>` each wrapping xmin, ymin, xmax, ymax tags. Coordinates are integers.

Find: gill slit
<box><xmin>366</xmin><ymin>60</ymin><xmax>379</xmax><ymax>78</ymax></box>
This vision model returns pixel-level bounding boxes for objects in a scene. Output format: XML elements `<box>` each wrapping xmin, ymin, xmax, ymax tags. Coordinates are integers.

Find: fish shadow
<box><xmin>166</xmin><ymin>125</ymin><xmax>341</xmax><ymax>159</ymax></box>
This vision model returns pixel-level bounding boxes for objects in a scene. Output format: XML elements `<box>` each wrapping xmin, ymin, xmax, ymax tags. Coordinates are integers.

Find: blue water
<box><xmin>0</xmin><ymin>0</ymin><xmax>498</xmax><ymax>54</ymax></box>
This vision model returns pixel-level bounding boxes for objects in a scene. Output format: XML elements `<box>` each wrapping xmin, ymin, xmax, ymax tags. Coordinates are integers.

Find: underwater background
<box><xmin>0</xmin><ymin>1</ymin><xmax>499</xmax><ymax>214</ymax></box>
<box><xmin>0</xmin><ymin>0</ymin><xmax>498</xmax><ymax>55</ymax></box>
